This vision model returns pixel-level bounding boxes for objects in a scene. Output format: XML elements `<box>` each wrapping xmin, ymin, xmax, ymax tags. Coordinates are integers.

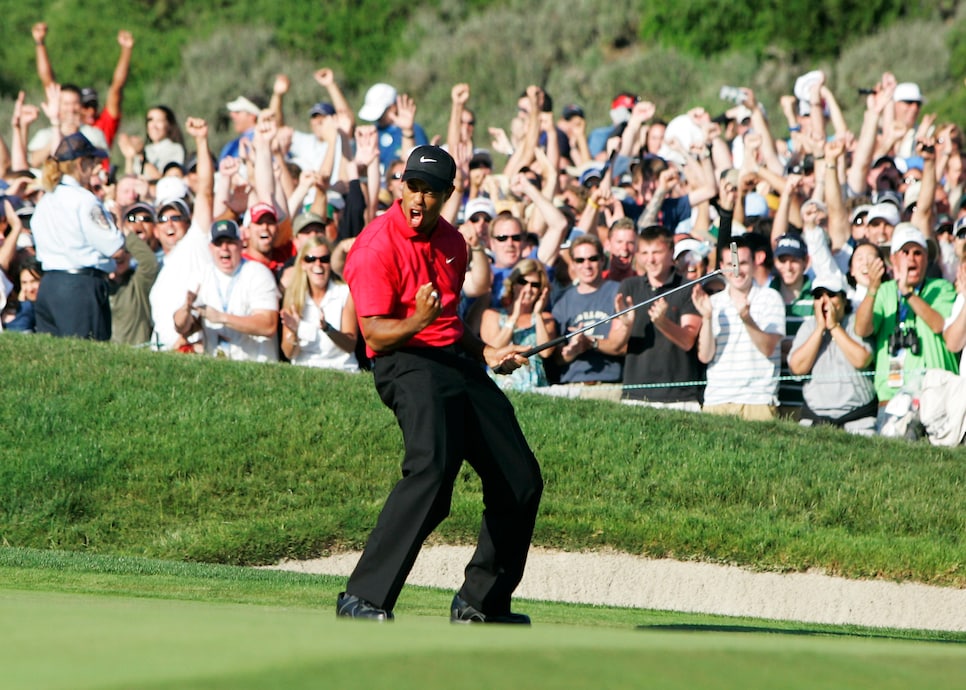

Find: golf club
<box><xmin>494</xmin><ymin>241</ymin><xmax>739</xmax><ymax>374</ymax></box>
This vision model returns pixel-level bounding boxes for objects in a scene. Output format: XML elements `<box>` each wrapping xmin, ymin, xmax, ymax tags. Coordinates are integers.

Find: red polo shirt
<box><xmin>345</xmin><ymin>200</ymin><xmax>468</xmax><ymax>357</ymax></box>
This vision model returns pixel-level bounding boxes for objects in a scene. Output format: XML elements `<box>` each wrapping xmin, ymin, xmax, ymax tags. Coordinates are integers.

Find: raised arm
<box><xmin>270</xmin><ymin>74</ymin><xmax>289</xmax><ymax>128</ymax></box>
<box><xmin>252</xmin><ymin>115</ymin><xmax>278</xmax><ymax>206</ymax></box>
<box><xmin>32</xmin><ymin>23</ymin><xmax>55</xmax><ymax>88</ymax></box>
<box><xmin>103</xmin><ymin>30</ymin><xmax>134</xmax><ymax>119</ymax></box>
<box><xmin>184</xmin><ymin>117</ymin><xmax>213</xmax><ymax>231</ymax></box>
<box><xmin>911</xmin><ymin>117</ymin><xmax>938</xmax><ymax>239</ymax></box>
<box><xmin>823</xmin><ymin>139</ymin><xmax>849</xmax><ymax>251</ymax></box>
<box><xmin>314</xmin><ymin>68</ymin><xmax>355</xmax><ymax>135</ymax></box>
<box><xmin>10</xmin><ymin>92</ymin><xmax>37</xmax><ymax>172</ymax></box>
<box><xmin>447</xmin><ymin>83</ymin><xmax>470</xmax><ymax>154</ymax></box>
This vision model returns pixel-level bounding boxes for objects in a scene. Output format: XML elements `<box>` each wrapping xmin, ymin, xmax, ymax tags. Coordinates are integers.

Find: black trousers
<box><xmin>35</xmin><ymin>270</ymin><xmax>112</xmax><ymax>341</ymax></box>
<box><xmin>346</xmin><ymin>346</ymin><xmax>543</xmax><ymax>614</ymax></box>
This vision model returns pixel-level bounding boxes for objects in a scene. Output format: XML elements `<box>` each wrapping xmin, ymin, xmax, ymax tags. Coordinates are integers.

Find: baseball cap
<box><xmin>226</xmin><ymin>96</ymin><xmax>261</xmax><ymax>115</ymax></box>
<box><xmin>774</xmin><ymin>234</ymin><xmax>808</xmax><ymax>260</ymax></box>
<box><xmin>872</xmin><ymin>156</ymin><xmax>898</xmax><ymax>171</ymax></box>
<box><xmin>850</xmin><ymin>204</ymin><xmax>872</xmax><ymax>224</ymax></box>
<box><xmin>157</xmin><ymin>198</ymin><xmax>191</xmax><ymax>220</ymax></box>
<box><xmin>309</xmin><ymin>102</ymin><xmax>336</xmax><ymax>118</ymax></box>
<box><xmin>744</xmin><ymin>191</ymin><xmax>770</xmax><ymax>218</ymax></box>
<box><xmin>954</xmin><ymin>216</ymin><xmax>966</xmax><ymax>236</ymax></box>
<box><xmin>610</xmin><ymin>93</ymin><xmax>637</xmax><ymax>111</ymax></box>
<box><xmin>468</xmin><ymin>150</ymin><xmax>493</xmax><ymax>170</ymax></box>
<box><xmin>80</xmin><ymin>87</ymin><xmax>98</xmax><ymax>107</ymax></box>
<box><xmin>890</xmin><ymin>222</ymin><xmax>927</xmax><ymax>254</ymax></box>
<box><xmin>673</xmin><ymin>237</ymin><xmax>710</xmax><ymax>261</ymax></box>
<box><xmin>122</xmin><ymin>201</ymin><xmax>156</xmax><ymax>220</ymax></box>
<box><xmin>562</xmin><ymin>104</ymin><xmax>585</xmax><ymax>120</ymax></box>
<box><xmin>249</xmin><ymin>202</ymin><xmax>278</xmax><ymax>224</ymax></box>
<box><xmin>811</xmin><ymin>272</ymin><xmax>847</xmax><ymax>296</ymax></box>
<box><xmin>579</xmin><ymin>164</ymin><xmax>605</xmax><ymax>187</ymax></box>
<box><xmin>894</xmin><ymin>82</ymin><xmax>924</xmax><ymax>104</ymax></box>
<box><xmin>872</xmin><ymin>189</ymin><xmax>902</xmax><ymax>209</ymax></box>
<box><xmin>866</xmin><ymin>203</ymin><xmax>901</xmax><ymax>226</ymax></box>
<box><xmin>210</xmin><ymin>219</ymin><xmax>240</xmax><ymax>242</ymax></box>
<box><xmin>401</xmin><ymin>145</ymin><xmax>456</xmax><ymax>192</ymax></box>
<box><xmin>464</xmin><ymin>197</ymin><xmax>496</xmax><ymax>221</ymax></box>
<box><xmin>53</xmin><ymin>132</ymin><xmax>108</xmax><ymax>162</ymax></box>
<box><xmin>292</xmin><ymin>212</ymin><xmax>328</xmax><ymax>234</ymax></box>
<box><xmin>359</xmin><ymin>83</ymin><xmax>397</xmax><ymax>122</ymax></box>
<box><xmin>903</xmin><ymin>181</ymin><xmax>921</xmax><ymax>212</ymax></box>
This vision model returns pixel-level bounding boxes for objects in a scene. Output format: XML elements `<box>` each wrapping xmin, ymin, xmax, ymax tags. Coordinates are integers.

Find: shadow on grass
<box><xmin>638</xmin><ymin>623</ymin><xmax>966</xmax><ymax>644</ymax></box>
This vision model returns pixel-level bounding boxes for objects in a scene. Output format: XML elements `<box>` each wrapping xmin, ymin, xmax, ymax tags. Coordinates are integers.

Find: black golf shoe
<box><xmin>336</xmin><ymin>592</ymin><xmax>394</xmax><ymax>621</ymax></box>
<box><xmin>450</xmin><ymin>593</ymin><xmax>531</xmax><ymax>625</ymax></box>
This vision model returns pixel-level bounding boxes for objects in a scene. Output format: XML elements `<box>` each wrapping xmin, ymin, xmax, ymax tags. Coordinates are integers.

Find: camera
<box><xmin>889</xmin><ymin>326</ymin><xmax>921</xmax><ymax>356</ymax></box>
<box><xmin>719</xmin><ymin>86</ymin><xmax>746</xmax><ymax>105</ymax></box>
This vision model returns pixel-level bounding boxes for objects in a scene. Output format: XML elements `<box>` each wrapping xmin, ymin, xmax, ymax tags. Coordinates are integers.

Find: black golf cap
<box><xmin>401</xmin><ymin>145</ymin><xmax>456</xmax><ymax>192</ymax></box>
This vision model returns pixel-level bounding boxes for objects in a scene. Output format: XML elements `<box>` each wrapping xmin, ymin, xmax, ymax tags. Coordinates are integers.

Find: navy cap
<box><xmin>53</xmin><ymin>133</ymin><xmax>108</xmax><ymax>162</ymax></box>
<box><xmin>401</xmin><ymin>146</ymin><xmax>456</xmax><ymax>192</ymax></box>
<box><xmin>562</xmin><ymin>104</ymin><xmax>585</xmax><ymax>120</ymax></box>
<box><xmin>80</xmin><ymin>87</ymin><xmax>98</xmax><ymax>106</ymax></box>
<box><xmin>210</xmin><ymin>219</ymin><xmax>240</xmax><ymax>242</ymax></box>
<box><xmin>309</xmin><ymin>102</ymin><xmax>336</xmax><ymax>118</ymax></box>
<box><xmin>774</xmin><ymin>234</ymin><xmax>808</xmax><ymax>260</ymax></box>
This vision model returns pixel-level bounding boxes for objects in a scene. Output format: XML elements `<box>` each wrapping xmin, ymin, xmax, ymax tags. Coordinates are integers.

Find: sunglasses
<box><xmin>126</xmin><ymin>213</ymin><xmax>155</xmax><ymax>223</ymax></box>
<box><xmin>159</xmin><ymin>214</ymin><xmax>187</xmax><ymax>223</ymax></box>
<box><xmin>573</xmin><ymin>255</ymin><xmax>600</xmax><ymax>264</ymax></box>
<box><xmin>493</xmin><ymin>234</ymin><xmax>523</xmax><ymax>243</ymax></box>
<box><xmin>468</xmin><ymin>213</ymin><xmax>491</xmax><ymax>224</ymax></box>
<box><xmin>391</xmin><ymin>173</ymin><xmax>403</xmax><ymax>180</ymax></box>
<box><xmin>903</xmin><ymin>176</ymin><xmax>922</xmax><ymax>185</ymax></box>
<box><xmin>957</xmin><ymin>229</ymin><xmax>966</xmax><ymax>240</ymax></box>
<box><xmin>303</xmin><ymin>254</ymin><xmax>331</xmax><ymax>264</ymax></box>
<box><xmin>515</xmin><ymin>277</ymin><xmax>542</xmax><ymax>288</ymax></box>
<box><xmin>812</xmin><ymin>288</ymin><xmax>843</xmax><ymax>299</ymax></box>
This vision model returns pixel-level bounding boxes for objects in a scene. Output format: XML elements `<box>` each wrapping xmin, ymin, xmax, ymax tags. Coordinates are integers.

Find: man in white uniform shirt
<box><xmin>174</xmin><ymin>219</ymin><xmax>279</xmax><ymax>362</ymax></box>
<box><xmin>693</xmin><ymin>237</ymin><xmax>786</xmax><ymax>420</ymax></box>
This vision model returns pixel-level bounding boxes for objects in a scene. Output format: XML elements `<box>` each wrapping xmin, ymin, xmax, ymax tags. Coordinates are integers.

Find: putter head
<box><xmin>729</xmin><ymin>241</ymin><xmax>739</xmax><ymax>276</ymax></box>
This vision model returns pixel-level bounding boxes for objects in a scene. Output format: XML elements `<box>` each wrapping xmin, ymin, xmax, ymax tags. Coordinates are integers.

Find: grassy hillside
<box><xmin>0</xmin><ymin>1</ymin><xmax>963</xmax><ymax>156</ymax></box>
<box><xmin>1</xmin><ymin>334</ymin><xmax>964</xmax><ymax>586</ymax></box>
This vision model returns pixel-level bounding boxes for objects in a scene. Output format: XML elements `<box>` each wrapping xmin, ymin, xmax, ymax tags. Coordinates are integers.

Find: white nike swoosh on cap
<box><xmin>420</xmin><ymin>156</ymin><xmax>437</xmax><ymax>163</ymax></box>
<box><xmin>446</xmin><ymin>256</ymin><xmax>456</xmax><ymax>263</ymax></box>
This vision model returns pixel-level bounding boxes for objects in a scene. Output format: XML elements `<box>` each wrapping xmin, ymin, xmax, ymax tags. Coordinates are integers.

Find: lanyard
<box><xmin>215</xmin><ymin>264</ymin><xmax>242</xmax><ymax>313</ymax></box>
<box><xmin>896</xmin><ymin>284</ymin><xmax>919</xmax><ymax>327</ymax></box>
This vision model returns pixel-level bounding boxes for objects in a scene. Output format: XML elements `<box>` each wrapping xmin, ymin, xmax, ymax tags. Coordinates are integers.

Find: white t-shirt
<box><xmin>287</xmin><ymin>130</ymin><xmax>343</xmax><ymax>185</ymax></box>
<box><xmin>704</xmin><ymin>284</ymin><xmax>787</xmax><ymax>406</ymax></box>
<box><xmin>149</xmin><ymin>220</ymin><xmax>211</xmax><ymax>350</ymax></box>
<box><xmin>290</xmin><ymin>282</ymin><xmax>358</xmax><ymax>371</ymax></box>
<box><xmin>195</xmin><ymin>260</ymin><xmax>280</xmax><ymax>362</ymax></box>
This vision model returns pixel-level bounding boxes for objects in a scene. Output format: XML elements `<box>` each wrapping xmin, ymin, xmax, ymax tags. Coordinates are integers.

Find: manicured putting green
<box><xmin>3</xmin><ymin>589</ymin><xmax>966</xmax><ymax>690</ymax></box>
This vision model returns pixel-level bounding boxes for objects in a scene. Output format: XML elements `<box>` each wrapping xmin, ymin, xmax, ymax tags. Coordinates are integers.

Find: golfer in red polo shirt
<box><xmin>339</xmin><ymin>146</ymin><xmax>543</xmax><ymax>624</ymax></box>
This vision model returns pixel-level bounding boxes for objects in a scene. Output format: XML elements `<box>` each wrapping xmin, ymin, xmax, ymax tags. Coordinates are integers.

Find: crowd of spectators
<box><xmin>3</xmin><ymin>24</ymin><xmax>966</xmax><ymax>437</ymax></box>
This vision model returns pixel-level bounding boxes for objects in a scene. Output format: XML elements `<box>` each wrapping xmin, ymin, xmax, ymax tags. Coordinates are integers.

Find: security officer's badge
<box><xmin>91</xmin><ymin>207</ymin><xmax>113</xmax><ymax>230</ymax></box>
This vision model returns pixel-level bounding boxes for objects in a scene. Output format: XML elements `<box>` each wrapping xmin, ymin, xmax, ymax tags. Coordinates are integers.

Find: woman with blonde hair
<box><xmin>31</xmin><ymin>133</ymin><xmax>124</xmax><ymax>340</ymax></box>
<box><xmin>480</xmin><ymin>258</ymin><xmax>556</xmax><ymax>391</ymax></box>
<box><xmin>280</xmin><ymin>236</ymin><xmax>359</xmax><ymax>370</ymax></box>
